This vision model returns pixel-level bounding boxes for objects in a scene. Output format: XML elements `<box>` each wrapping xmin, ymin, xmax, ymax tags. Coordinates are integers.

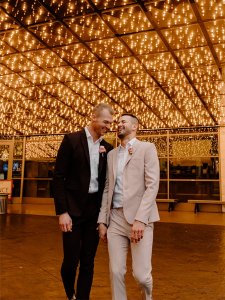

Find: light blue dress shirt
<box><xmin>112</xmin><ymin>138</ymin><xmax>137</xmax><ymax>208</ymax></box>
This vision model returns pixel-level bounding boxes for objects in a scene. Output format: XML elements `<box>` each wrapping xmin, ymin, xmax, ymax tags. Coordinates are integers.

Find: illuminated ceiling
<box><xmin>0</xmin><ymin>0</ymin><xmax>225</xmax><ymax>135</ymax></box>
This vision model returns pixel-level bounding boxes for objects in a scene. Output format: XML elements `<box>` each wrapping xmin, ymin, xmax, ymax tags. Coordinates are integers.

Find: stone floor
<box><xmin>0</xmin><ymin>213</ymin><xmax>225</xmax><ymax>300</ymax></box>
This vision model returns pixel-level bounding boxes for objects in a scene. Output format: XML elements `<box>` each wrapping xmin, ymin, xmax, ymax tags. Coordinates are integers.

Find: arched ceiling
<box><xmin>0</xmin><ymin>0</ymin><xmax>224</xmax><ymax>135</ymax></box>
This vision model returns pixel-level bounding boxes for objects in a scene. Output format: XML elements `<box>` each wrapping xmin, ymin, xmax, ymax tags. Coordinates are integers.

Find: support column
<box><xmin>219</xmin><ymin>67</ymin><xmax>225</xmax><ymax>209</ymax></box>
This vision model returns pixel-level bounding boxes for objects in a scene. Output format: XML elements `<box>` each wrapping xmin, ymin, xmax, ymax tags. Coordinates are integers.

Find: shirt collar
<box><xmin>119</xmin><ymin>137</ymin><xmax>137</xmax><ymax>150</ymax></box>
<box><xmin>85</xmin><ymin>127</ymin><xmax>103</xmax><ymax>143</ymax></box>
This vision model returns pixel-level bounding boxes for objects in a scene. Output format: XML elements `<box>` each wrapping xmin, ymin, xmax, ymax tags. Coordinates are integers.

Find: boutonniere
<box><xmin>99</xmin><ymin>145</ymin><xmax>106</xmax><ymax>157</ymax></box>
<box><xmin>128</xmin><ymin>146</ymin><xmax>133</xmax><ymax>155</ymax></box>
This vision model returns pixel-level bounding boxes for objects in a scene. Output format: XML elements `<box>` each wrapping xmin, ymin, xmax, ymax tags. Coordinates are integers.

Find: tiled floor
<box><xmin>0</xmin><ymin>212</ymin><xmax>225</xmax><ymax>300</ymax></box>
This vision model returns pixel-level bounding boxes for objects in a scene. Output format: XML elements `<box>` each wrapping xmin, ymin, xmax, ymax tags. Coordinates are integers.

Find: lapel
<box><xmin>98</xmin><ymin>140</ymin><xmax>106</xmax><ymax>174</ymax></box>
<box><xmin>80</xmin><ymin>129</ymin><xmax>90</xmax><ymax>166</ymax></box>
<box><xmin>124</xmin><ymin>139</ymin><xmax>140</xmax><ymax>166</ymax></box>
<box><xmin>112</xmin><ymin>147</ymin><xmax>119</xmax><ymax>181</ymax></box>
<box><xmin>112</xmin><ymin>140</ymin><xmax>140</xmax><ymax>178</ymax></box>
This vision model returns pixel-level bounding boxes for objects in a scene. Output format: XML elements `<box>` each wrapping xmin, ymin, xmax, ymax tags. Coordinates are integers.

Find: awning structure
<box><xmin>0</xmin><ymin>0</ymin><xmax>224</xmax><ymax>135</ymax></box>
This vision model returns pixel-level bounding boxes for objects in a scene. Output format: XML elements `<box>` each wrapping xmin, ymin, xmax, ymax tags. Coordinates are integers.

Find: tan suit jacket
<box><xmin>98</xmin><ymin>139</ymin><xmax>160</xmax><ymax>226</ymax></box>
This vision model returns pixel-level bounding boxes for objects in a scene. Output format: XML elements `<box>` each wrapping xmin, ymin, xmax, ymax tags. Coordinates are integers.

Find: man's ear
<box><xmin>132</xmin><ymin>123</ymin><xmax>138</xmax><ymax>131</ymax></box>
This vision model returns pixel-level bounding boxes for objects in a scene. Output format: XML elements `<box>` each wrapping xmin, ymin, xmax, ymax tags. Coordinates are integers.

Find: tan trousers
<box><xmin>107</xmin><ymin>208</ymin><xmax>154</xmax><ymax>300</ymax></box>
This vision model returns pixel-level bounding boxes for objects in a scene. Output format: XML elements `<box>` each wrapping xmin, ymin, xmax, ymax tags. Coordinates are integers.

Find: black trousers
<box><xmin>61</xmin><ymin>193</ymin><xmax>99</xmax><ymax>300</ymax></box>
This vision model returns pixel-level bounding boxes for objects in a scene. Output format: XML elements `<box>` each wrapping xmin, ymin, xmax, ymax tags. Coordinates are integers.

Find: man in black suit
<box><xmin>53</xmin><ymin>103</ymin><xmax>114</xmax><ymax>300</ymax></box>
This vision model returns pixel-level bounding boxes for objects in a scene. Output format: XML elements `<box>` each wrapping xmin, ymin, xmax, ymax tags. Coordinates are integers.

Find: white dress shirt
<box><xmin>85</xmin><ymin>127</ymin><xmax>102</xmax><ymax>193</ymax></box>
<box><xmin>112</xmin><ymin>138</ymin><xmax>137</xmax><ymax>208</ymax></box>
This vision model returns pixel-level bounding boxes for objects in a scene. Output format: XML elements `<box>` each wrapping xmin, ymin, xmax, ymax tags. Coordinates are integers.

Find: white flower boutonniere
<box><xmin>99</xmin><ymin>145</ymin><xmax>106</xmax><ymax>157</ymax></box>
<box><xmin>128</xmin><ymin>146</ymin><xmax>133</xmax><ymax>155</ymax></box>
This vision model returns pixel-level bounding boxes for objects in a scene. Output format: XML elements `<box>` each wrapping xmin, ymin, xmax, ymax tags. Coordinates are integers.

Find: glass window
<box><xmin>12</xmin><ymin>160</ymin><xmax>22</xmax><ymax>178</ymax></box>
<box><xmin>159</xmin><ymin>158</ymin><xmax>167</xmax><ymax>179</ymax></box>
<box><xmin>12</xmin><ymin>179</ymin><xmax>21</xmax><ymax>197</ymax></box>
<box><xmin>23</xmin><ymin>179</ymin><xmax>53</xmax><ymax>198</ymax></box>
<box><xmin>157</xmin><ymin>180</ymin><xmax>167</xmax><ymax>199</ymax></box>
<box><xmin>169</xmin><ymin>158</ymin><xmax>219</xmax><ymax>179</ymax></box>
<box><xmin>13</xmin><ymin>142</ymin><xmax>23</xmax><ymax>159</ymax></box>
<box><xmin>169</xmin><ymin>181</ymin><xmax>220</xmax><ymax>202</ymax></box>
<box><xmin>25</xmin><ymin>161</ymin><xmax>55</xmax><ymax>178</ymax></box>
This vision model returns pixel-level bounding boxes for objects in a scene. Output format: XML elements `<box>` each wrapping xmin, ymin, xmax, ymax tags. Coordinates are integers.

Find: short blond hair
<box><xmin>93</xmin><ymin>103</ymin><xmax>114</xmax><ymax>116</ymax></box>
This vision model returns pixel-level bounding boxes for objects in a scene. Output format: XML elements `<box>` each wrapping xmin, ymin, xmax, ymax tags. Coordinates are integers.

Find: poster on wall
<box><xmin>0</xmin><ymin>180</ymin><xmax>13</xmax><ymax>199</ymax></box>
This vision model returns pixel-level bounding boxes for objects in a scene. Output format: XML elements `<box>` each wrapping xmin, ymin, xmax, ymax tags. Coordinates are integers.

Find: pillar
<box><xmin>219</xmin><ymin>67</ymin><xmax>225</xmax><ymax>208</ymax></box>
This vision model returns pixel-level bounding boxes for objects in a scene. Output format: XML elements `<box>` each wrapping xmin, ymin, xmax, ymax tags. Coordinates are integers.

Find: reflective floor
<box><xmin>0</xmin><ymin>213</ymin><xmax>225</xmax><ymax>300</ymax></box>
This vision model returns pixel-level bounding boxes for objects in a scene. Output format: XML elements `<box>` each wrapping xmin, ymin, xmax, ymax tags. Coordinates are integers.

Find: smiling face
<box><xmin>92</xmin><ymin>108</ymin><xmax>114</xmax><ymax>137</ymax></box>
<box><xmin>117</xmin><ymin>114</ymin><xmax>138</xmax><ymax>139</ymax></box>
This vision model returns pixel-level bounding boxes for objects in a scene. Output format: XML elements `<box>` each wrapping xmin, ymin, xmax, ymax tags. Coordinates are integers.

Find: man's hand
<box><xmin>98</xmin><ymin>223</ymin><xmax>107</xmax><ymax>242</ymax></box>
<box><xmin>131</xmin><ymin>220</ymin><xmax>145</xmax><ymax>243</ymax></box>
<box><xmin>59</xmin><ymin>212</ymin><xmax>72</xmax><ymax>232</ymax></box>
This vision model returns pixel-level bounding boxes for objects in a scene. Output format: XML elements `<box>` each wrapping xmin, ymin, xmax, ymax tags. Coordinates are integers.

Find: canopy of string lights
<box><xmin>0</xmin><ymin>0</ymin><xmax>224</xmax><ymax>135</ymax></box>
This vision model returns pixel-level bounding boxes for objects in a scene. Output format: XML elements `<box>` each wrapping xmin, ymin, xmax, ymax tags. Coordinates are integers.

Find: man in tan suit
<box><xmin>98</xmin><ymin>113</ymin><xmax>160</xmax><ymax>300</ymax></box>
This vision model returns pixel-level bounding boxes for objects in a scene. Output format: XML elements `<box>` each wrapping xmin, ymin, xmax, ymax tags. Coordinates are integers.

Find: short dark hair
<box><xmin>121</xmin><ymin>113</ymin><xmax>139</xmax><ymax>123</ymax></box>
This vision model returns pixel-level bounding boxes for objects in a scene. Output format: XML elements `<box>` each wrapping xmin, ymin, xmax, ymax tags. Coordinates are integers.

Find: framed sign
<box><xmin>0</xmin><ymin>180</ymin><xmax>13</xmax><ymax>199</ymax></box>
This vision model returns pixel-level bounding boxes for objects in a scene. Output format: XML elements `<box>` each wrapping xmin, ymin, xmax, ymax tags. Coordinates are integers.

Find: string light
<box><xmin>0</xmin><ymin>0</ymin><xmax>224</xmax><ymax>135</ymax></box>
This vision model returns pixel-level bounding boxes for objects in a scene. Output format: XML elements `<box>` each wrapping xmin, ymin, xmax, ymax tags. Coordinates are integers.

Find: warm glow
<box><xmin>0</xmin><ymin>0</ymin><xmax>224</xmax><ymax>135</ymax></box>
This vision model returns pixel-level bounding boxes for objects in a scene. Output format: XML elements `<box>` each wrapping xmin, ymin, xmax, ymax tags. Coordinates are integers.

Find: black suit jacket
<box><xmin>53</xmin><ymin>129</ymin><xmax>113</xmax><ymax>216</ymax></box>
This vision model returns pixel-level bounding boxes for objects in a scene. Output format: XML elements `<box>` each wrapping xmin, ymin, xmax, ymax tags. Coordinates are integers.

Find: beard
<box><xmin>118</xmin><ymin>127</ymin><xmax>132</xmax><ymax>139</ymax></box>
<box><xmin>118</xmin><ymin>132</ymin><xmax>125</xmax><ymax>139</ymax></box>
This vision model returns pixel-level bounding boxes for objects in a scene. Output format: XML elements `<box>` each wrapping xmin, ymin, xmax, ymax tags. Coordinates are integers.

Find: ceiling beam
<box><xmin>137</xmin><ymin>0</ymin><xmax>217</xmax><ymax>125</ymax></box>
<box><xmin>0</xmin><ymin>5</ymin><xmax>125</xmax><ymax>122</ymax></box>
<box><xmin>32</xmin><ymin>1</ymin><xmax>135</xmax><ymax>118</ymax></box>
<box><xmin>189</xmin><ymin>0</ymin><xmax>222</xmax><ymax>75</ymax></box>
<box><xmin>86</xmin><ymin>0</ymin><xmax>192</xmax><ymax>126</ymax></box>
<box><xmin>0</xmin><ymin>73</ymin><xmax>79</xmax><ymax>131</ymax></box>
<box><xmin>35</xmin><ymin>0</ymin><xmax>167</xmax><ymax>128</ymax></box>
